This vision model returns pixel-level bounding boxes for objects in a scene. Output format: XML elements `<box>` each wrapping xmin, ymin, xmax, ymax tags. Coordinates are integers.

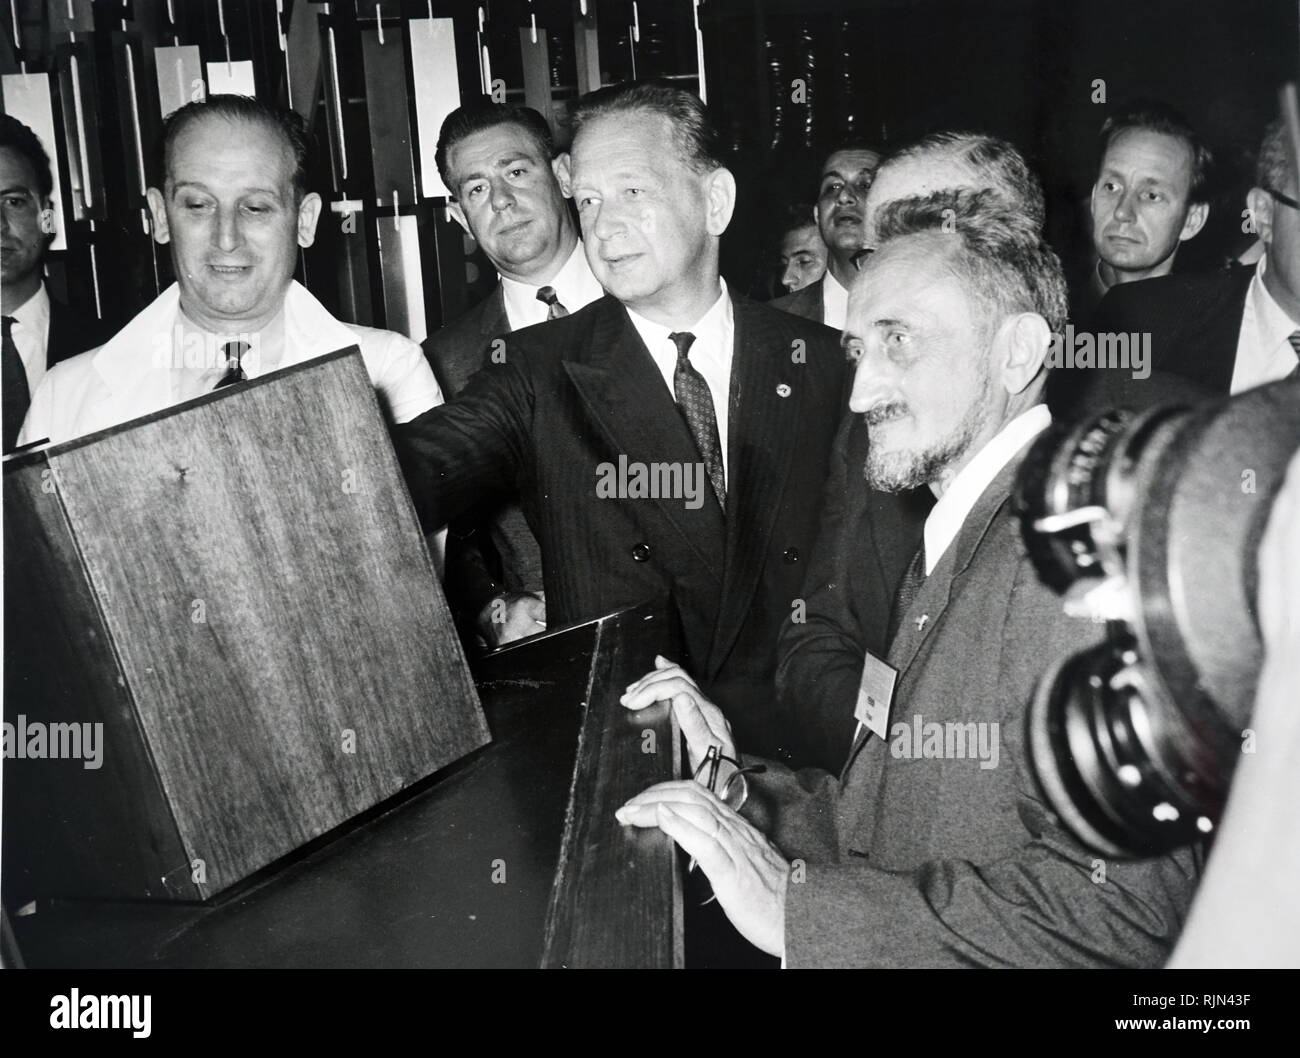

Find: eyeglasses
<box><xmin>1264</xmin><ymin>186</ymin><xmax>1300</xmax><ymax>210</ymax></box>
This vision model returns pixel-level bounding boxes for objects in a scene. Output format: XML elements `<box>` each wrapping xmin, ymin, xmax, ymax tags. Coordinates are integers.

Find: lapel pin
<box><xmin>776</xmin><ymin>383</ymin><xmax>791</xmax><ymax>398</ymax></box>
<box><xmin>916</xmin><ymin>614</ymin><xmax>929</xmax><ymax>632</ymax></box>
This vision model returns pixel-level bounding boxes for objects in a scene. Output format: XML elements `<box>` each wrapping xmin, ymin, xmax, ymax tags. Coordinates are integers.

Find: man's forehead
<box><xmin>572</xmin><ymin>109</ymin><xmax>672</xmax><ymax>160</ymax></box>
<box><xmin>852</xmin><ymin>234</ymin><xmax>963</xmax><ymax>304</ymax></box>
<box><xmin>452</xmin><ymin>123</ymin><xmax>544</xmax><ymax>165</ymax></box>
<box><xmin>168</xmin><ymin>115</ymin><xmax>293</xmax><ymax>177</ymax></box>
<box><xmin>1102</xmin><ymin>128</ymin><xmax>1193</xmax><ymax>176</ymax></box>
<box><xmin>0</xmin><ymin>145</ymin><xmax>39</xmax><ymax>188</ymax></box>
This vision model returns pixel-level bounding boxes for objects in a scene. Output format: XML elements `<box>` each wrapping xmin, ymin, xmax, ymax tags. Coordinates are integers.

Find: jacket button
<box><xmin>783</xmin><ymin>547</ymin><xmax>800</xmax><ymax>564</ymax></box>
<box><xmin>631</xmin><ymin>542</ymin><xmax>652</xmax><ymax>562</ymax></box>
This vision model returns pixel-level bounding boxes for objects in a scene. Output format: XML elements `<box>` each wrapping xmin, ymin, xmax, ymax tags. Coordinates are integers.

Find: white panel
<box><xmin>1</xmin><ymin>73</ymin><xmax>67</xmax><ymax>251</ymax></box>
<box><xmin>205</xmin><ymin>60</ymin><xmax>257</xmax><ymax>99</ymax></box>
<box><xmin>154</xmin><ymin>45</ymin><xmax>205</xmax><ymax>119</ymax></box>
<box><xmin>398</xmin><ymin>214</ymin><xmax>427</xmax><ymax>344</ymax></box>
<box><xmin>409</xmin><ymin>17</ymin><xmax>462</xmax><ymax>200</ymax></box>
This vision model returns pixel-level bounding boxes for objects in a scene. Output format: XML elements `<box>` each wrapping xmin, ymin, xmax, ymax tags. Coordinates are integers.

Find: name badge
<box><xmin>853</xmin><ymin>651</ymin><xmax>898</xmax><ymax>741</ymax></box>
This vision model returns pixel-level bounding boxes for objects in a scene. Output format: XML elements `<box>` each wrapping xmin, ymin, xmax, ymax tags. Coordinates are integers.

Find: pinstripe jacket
<box><xmin>398</xmin><ymin>291</ymin><xmax>846</xmax><ymax>760</ymax></box>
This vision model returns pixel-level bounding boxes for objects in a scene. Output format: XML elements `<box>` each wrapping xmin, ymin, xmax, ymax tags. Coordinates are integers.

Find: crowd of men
<box><xmin>1</xmin><ymin>77</ymin><xmax>1296</xmax><ymax>968</ymax></box>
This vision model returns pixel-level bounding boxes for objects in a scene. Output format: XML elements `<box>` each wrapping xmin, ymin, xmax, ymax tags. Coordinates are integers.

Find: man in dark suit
<box><xmin>1091</xmin><ymin>117</ymin><xmax>1300</xmax><ymax>396</ymax></box>
<box><xmin>423</xmin><ymin>103</ymin><xmax>605</xmax><ymax>648</ymax></box>
<box><xmin>771</xmin><ymin>139</ymin><xmax>881</xmax><ymax>328</ymax></box>
<box><xmin>397</xmin><ymin>82</ymin><xmax>845</xmax><ymax>761</ymax></box>
<box><xmin>618</xmin><ymin>189</ymin><xmax>1197</xmax><ymax>967</ymax></box>
<box><xmin>0</xmin><ymin>114</ymin><xmax>107</xmax><ymax>452</ymax></box>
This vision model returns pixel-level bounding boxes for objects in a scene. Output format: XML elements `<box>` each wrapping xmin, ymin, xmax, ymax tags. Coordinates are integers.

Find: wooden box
<box><xmin>2</xmin><ymin>349</ymin><xmax>488</xmax><ymax>902</ymax></box>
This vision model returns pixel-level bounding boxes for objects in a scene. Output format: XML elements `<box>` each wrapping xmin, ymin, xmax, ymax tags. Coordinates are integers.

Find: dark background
<box><xmin>1</xmin><ymin>0</ymin><xmax>1295</xmax><ymax>335</ymax></box>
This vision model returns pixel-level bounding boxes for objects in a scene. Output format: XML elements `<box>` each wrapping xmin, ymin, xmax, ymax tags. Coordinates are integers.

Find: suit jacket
<box><xmin>747</xmin><ymin>442</ymin><xmax>1199</xmax><ymax>967</ymax></box>
<box><xmin>422</xmin><ymin>283</ymin><xmax>545</xmax><ymax>629</ymax></box>
<box><xmin>1089</xmin><ymin>265</ymin><xmax>1255</xmax><ymax>395</ymax></box>
<box><xmin>775</xmin><ymin>414</ymin><xmax>932</xmax><ymax>773</ymax></box>
<box><xmin>398</xmin><ymin>292</ymin><xmax>847</xmax><ymax>759</ymax></box>
<box><xmin>771</xmin><ymin>278</ymin><xmax>824</xmax><ymax>324</ymax></box>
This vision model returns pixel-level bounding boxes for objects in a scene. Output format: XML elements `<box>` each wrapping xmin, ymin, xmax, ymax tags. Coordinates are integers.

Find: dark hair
<box><xmin>1097</xmin><ymin>100</ymin><xmax>1214</xmax><ymax>204</ymax></box>
<box><xmin>567</xmin><ymin>80</ymin><xmax>723</xmax><ymax>174</ymax></box>
<box><xmin>0</xmin><ymin>113</ymin><xmax>54</xmax><ymax>201</ymax></box>
<box><xmin>435</xmin><ymin>102</ymin><xmax>555</xmax><ymax>195</ymax></box>
<box><xmin>780</xmin><ymin>202</ymin><xmax>818</xmax><ymax>239</ymax></box>
<box><xmin>157</xmin><ymin>95</ymin><xmax>311</xmax><ymax>200</ymax></box>
<box><xmin>875</xmin><ymin>187</ymin><xmax>1069</xmax><ymax>335</ymax></box>
<box><xmin>822</xmin><ymin>136</ymin><xmax>885</xmax><ymax>168</ymax></box>
<box><xmin>1256</xmin><ymin>118</ymin><xmax>1296</xmax><ymax>194</ymax></box>
<box><xmin>884</xmin><ymin>131</ymin><xmax>1046</xmax><ymax>233</ymax></box>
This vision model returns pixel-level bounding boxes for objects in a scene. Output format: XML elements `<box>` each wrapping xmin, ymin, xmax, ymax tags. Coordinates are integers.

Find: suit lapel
<box><xmin>560</xmin><ymin>298</ymin><xmax>726</xmax><ymax>573</ymax></box>
<box><xmin>478</xmin><ymin>283</ymin><xmax>508</xmax><ymax>338</ymax></box>
<box><xmin>705</xmin><ymin>294</ymin><xmax>804</xmax><ymax>673</ymax></box>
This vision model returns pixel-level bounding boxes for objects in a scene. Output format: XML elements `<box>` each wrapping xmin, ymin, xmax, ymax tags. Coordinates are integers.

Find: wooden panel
<box><xmin>541</xmin><ymin>600</ymin><xmax>684</xmax><ymax>968</ymax></box>
<box><xmin>40</xmin><ymin>349</ymin><xmax>487</xmax><ymax>897</ymax></box>
<box><xmin>3</xmin><ymin>457</ymin><xmax>193</xmax><ymax>903</ymax></box>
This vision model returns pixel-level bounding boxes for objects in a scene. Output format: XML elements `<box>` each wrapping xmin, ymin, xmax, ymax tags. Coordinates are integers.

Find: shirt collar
<box><xmin>624</xmin><ymin>277</ymin><xmax>730</xmax><ymax>355</ymax></box>
<box><xmin>1249</xmin><ymin>255</ymin><xmax>1300</xmax><ymax>343</ymax></box>
<box><xmin>822</xmin><ymin>269</ymin><xmax>849</xmax><ymax>329</ymax></box>
<box><xmin>9</xmin><ymin>283</ymin><xmax>50</xmax><ymax>331</ymax></box>
<box><xmin>499</xmin><ymin>239</ymin><xmax>603</xmax><ymax>327</ymax></box>
<box><xmin>923</xmin><ymin>403</ymin><xmax>1051</xmax><ymax>575</ymax></box>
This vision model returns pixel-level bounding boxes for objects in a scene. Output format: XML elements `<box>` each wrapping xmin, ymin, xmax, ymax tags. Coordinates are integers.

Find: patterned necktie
<box><xmin>669</xmin><ymin>331</ymin><xmax>726</xmax><ymax>510</ymax></box>
<box><xmin>885</xmin><ymin>541</ymin><xmax>927</xmax><ymax>650</ymax></box>
<box><xmin>536</xmin><ymin>286</ymin><xmax>568</xmax><ymax>320</ymax></box>
<box><xmin>2</xmin><ymin>315</ymin><xmax>32</xmax><ymax>452</ymax></box>
<box><xmin>214</xmin><ymin>341</ymin><xmax>249</xmax><ymax>389</ymax></box>
<box><xmin>1288</xmin><ymin>330</ymin><xmax>1300</xmax><ymax>379</ymax></box>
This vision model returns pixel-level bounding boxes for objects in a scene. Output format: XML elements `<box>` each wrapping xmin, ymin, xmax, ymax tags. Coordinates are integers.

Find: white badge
<box><xmin>853</xmin><ymin>650</ymin><xmax>898</xmax><ymax>741</ymax></box>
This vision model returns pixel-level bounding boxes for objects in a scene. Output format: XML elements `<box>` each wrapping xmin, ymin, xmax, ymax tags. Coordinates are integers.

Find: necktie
<box><xmin>885</xmin><ymin>541</ymin><xmax>927</xmax><ymax>650</ymax></box>
<box><xmin>2</xmin><ymin>315</ymin><xmax>32</xmax><ymax>453</ymax></box>
<box><xmin>669</xmin><ymin>331</ymin><xmax>726</xmax><ymax>510</ymax></box>
<box><xmin>536</xmin><ymin>286</ymin><xmax>569</xmax><ymax>320</ymax></box>
<box><xmin>1288</xmin><ymin>330</ymin><xmax>1300</xmax><ymax>379</ymax></box>
<box><xmin>214</xmin><ymin>341</ymin><xmax>249</xmax><ymax>389</ymax></box>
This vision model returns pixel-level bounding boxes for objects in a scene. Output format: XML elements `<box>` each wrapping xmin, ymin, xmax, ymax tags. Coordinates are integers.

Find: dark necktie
<box><xmin>885</xmin><ymin>541</ymin><xmax>927</xmax><ymax>650</ymax></box>
<box><xmin>1288</xmin><ymin>330</ymin><xmax>1300</xmax><ymax>379</ymax></box>
<box><xmin>669</xmin><ymin>331</ymin><xmax>726</xmax><ymax>510</ymax></box>
<box><xmin>2</xmin><ymin>315</ymin><xmax>32</xmax><ymax>453</ymax></box>
<box><xmin>214</xmin><ymin>341</ymin><xmax>249</xmax><ymax>389</ymax></box>
<box><xmin>536</xmin><ymin>286</ymin><xmax>568</xmax><ymax>320</ymax></box>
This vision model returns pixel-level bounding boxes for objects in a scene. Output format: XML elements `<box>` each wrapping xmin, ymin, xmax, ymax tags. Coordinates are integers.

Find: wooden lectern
<box><xmin>2</xmin><ymin>349</ymin><xmax>488</xmax><ymax>903</ymax></box>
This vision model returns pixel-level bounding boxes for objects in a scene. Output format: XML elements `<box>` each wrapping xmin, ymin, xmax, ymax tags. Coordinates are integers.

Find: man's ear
<box><xmin>704</xmin><ymin>166</ymin><xmax>737</xmax><ymax>236</ymax></box>
<box><xmin>996</xmin><ymin>312</ymin><xmax>1052</xmax><ymax>395</ymax></box>
<box><xmin>445</xmin><ymin>200</ymin><xmax>470</xmax><ymax>236</ymax></box>
<box><xmin>1246</xmin><ymin>186</ymin><xmax>1274</xmax><ymax>246</ymax></box>
<box><xmin>1179</xmin><ymin>200</ymin><xmax>1209</xmax><ymax>242</ymax></box>
<box><xmin>553</xmin><ymin>153</ymin><xmax>572</xmax><ymax>198</ymax></box>
<box><xmin>145</xmin><ymin>186</ymin><xmax>170</xmax><ymax>245</ymax></box>
<box><xmin>296</xmin><ymin>191</ymin><xmax>322</xmax><ymax>248</ymax></box>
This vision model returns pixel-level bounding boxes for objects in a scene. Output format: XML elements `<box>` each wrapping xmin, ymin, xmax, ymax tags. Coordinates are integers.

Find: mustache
<box><xmin>863</xmin><ymin>400</ymin><xmax>909</xmax><ymax>426</ymax></box>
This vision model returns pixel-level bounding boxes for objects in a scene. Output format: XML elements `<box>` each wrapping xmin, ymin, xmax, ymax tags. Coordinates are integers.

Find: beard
<box><xmin>862</xmin><ymin>371</ymin><xmax>993</xmax><ymax>493</ymax></box>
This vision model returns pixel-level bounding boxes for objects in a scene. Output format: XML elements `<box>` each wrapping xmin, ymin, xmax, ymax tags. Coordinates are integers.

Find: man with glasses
<box><xmin>1093</xmin><ymin>117</ymin><xmax>1300</xmax><ymax>393</ymax></box>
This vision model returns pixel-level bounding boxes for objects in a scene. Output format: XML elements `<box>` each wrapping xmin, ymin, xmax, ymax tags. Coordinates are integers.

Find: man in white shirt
<box><xmin>771</xmin><ymin>140</ymin><xmax>882</xmax><ymax>329</ymax></box>
<box><xmin>618</xmin><ymin>188</ymin><xmax>1197</xmax><ymax>968</ymax></box>
<box><xmin>423</xmin><ymin>103</ymin><xmax>605</xmax><ymax>647</ymax></box>
<box><xmin>1</xmin><ymin>114</ymin><xmax>109</xmax><ymax>452</ymax></box>
<box><xmin>19</xmin><ymin>96</ymin><xmax>441</xmax><ymax>449</ymax></box>
<box><xmin>1092</xmin><ymin>116</ymin><xmax>1299</xmax><ymax>396</ymax></box>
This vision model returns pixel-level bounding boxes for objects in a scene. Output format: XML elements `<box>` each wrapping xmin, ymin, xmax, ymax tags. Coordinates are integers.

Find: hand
<box><xmin>616</xmin><ymin>781</ymin><xmax>788</xmax><ymax>958</ymax></box>
<box><xmin>478</xmin><ymin>591</ymin><xmax>546</xmax><ymax>648</ymax></box>
<box><xmin>621</xmin><ymin>656</ymin><xmax>737</xmax><ymax>778</ymax></box>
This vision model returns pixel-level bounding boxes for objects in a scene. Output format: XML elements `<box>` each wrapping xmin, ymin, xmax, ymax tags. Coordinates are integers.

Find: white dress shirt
<box><xmin>821</xmin><ymin>269</ymin><xmax>850</xmax><ymax>331</ymax></box>
<box><xmin>923</xmin><ymin>403</ymin><xmax>1052</xmax><ymax>575</ymax></box>
<box><xmin>624</xmin><ymin>279</ymin><xmax>735</xmax><ymax>475</ymax></box>
<box><xmin>499</xmin><ymin>239</ymin><xmax>606</xmax><ymax>331</ymax></box>
<box><xmin>8</xmin><ymin>283</ymin><xmax>52</xmax><ymax>394</ymax></box>
<box><xmin>1231</xmin><ymin>257</ymin><xmax>1300</xmax><ymax>395</ymax></box>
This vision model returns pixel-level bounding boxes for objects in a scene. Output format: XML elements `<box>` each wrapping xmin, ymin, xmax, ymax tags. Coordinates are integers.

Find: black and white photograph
<box><xmin>0</xmin><ymin>0</ymin><xmax>1297</xmax><ymax>1029</ymax></box>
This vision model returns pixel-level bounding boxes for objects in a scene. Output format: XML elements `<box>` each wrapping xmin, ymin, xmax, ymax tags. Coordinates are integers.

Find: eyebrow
<box><xmin>459</xmin><ymin>154</ymin><xmax>537</xmax><ymax>185</ymax></box>
<box><xmin>0</xmin><ymin>185</ymin><xmax>36</xmax><ymax>196</ymax></box>
<box><xmin>169</xmin><ymin>180</ymin><xmax>284</xmax><ymax>198</ymax></box>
